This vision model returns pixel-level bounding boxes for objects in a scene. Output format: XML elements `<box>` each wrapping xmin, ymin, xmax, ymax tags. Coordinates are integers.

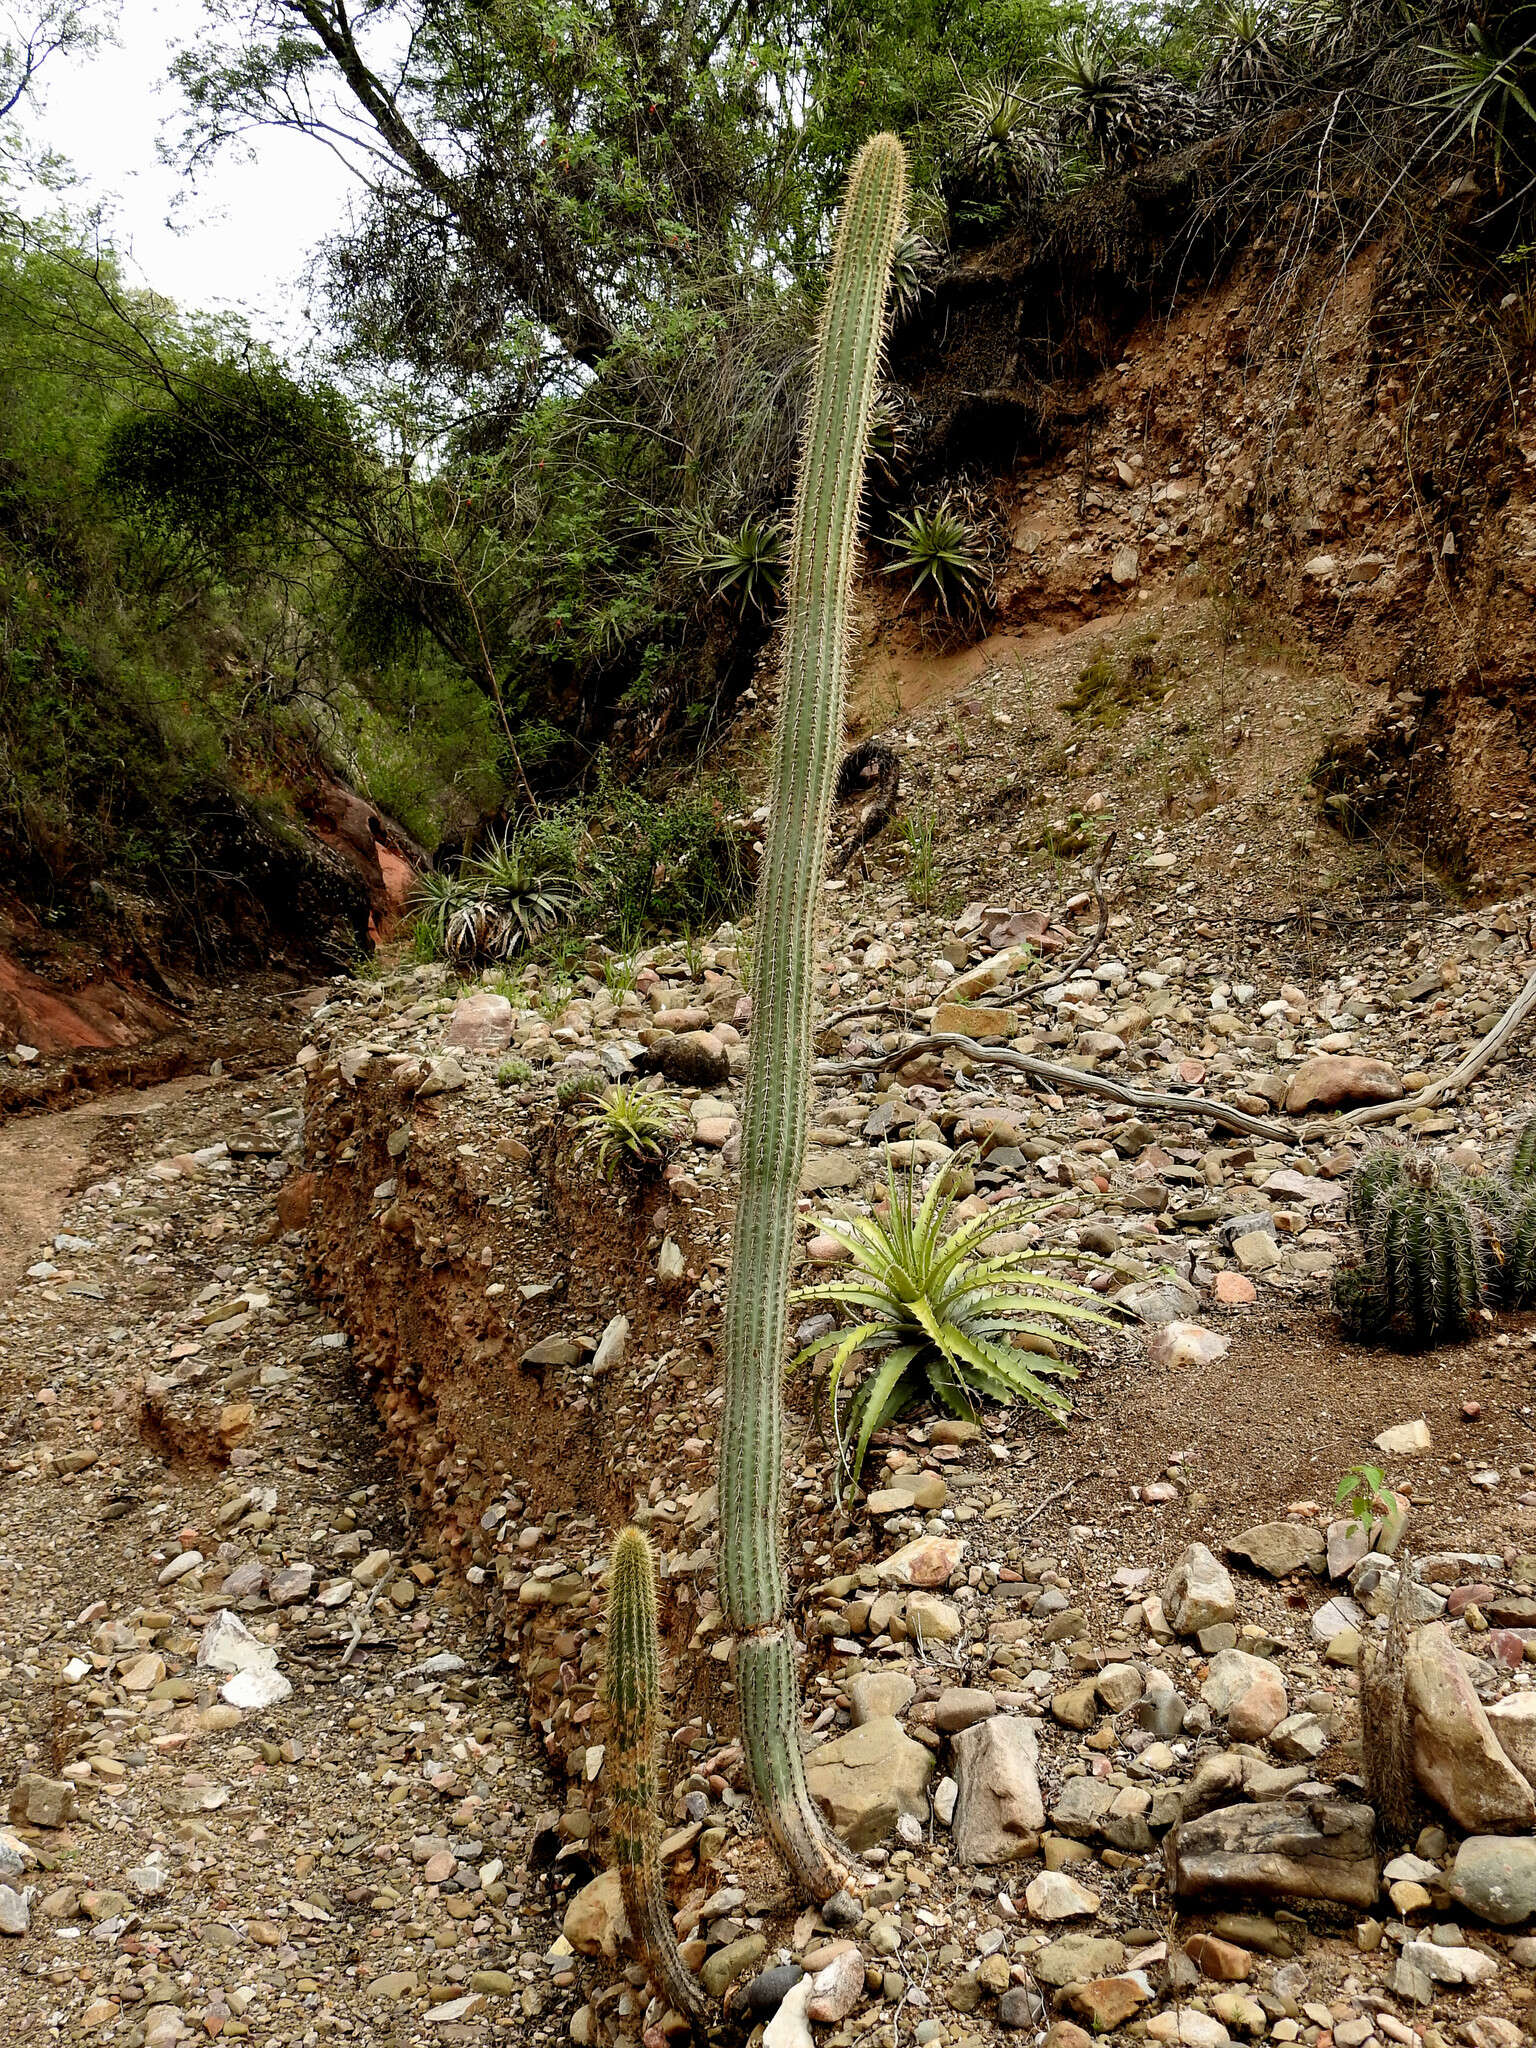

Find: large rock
<box><xmin>1200</xmin><ymin>1650</ymin><xmax>1289</xmax><ymax>1742</ymax></box>
<box><xmin>1284</xmin><ymin>1055</ymin><xmax>1403</xmax><ymax>1113</ymax></box>
<box><xmin>8</xmin><ymin>1777</ymin><xmax>76</xmax><ymax>1828</ymax></box>
<box><xmin>1446</xmin><ymin>1835</ymin><xmax>1536</xmax><ymax>1925</ymax></box>
<box><xmin>444</xmin><ymin>992</ymin><xmax>514</xmax><ymax>1051</ymax></box>
<box><xmin>1405</xmin><ymin>1625</ymin><xmax>1536</xmax><ymax>1831</ymax></box>
<box><xmin>1488</xmin><ymin>1693</ymin><xmax>1536</xmax><ymax>1789</ymax></box>
<box><xmin>804</xmin><ymin>1716</ymin><xmax>933</xmax><ymax>1851</ymax></box>
<box><xmin>643</xmin><ymin>1030</ymin><xmax>729</xmax><ymax>1088</ymax></box>
<box><xmin>1167</xmin><ymin>1798</ymin><xmax>1379</xmax><ymax>1908</ymax></box>
<box><xmin>562</xmin><ymin>1868</ymin><xmax>626</xmax><ymax>1957</ymax></box>
<box><xmin>1227</xmin><ymin>1523</ymin><xmax>1325</xmax><ymax>1578</ymax></box>
<box><xmin>950</xmin><ymin>1716</ymin><xmax>1045</xmax><ymax>1865</ymax></box>
<box><xmin>1162</xmin><ymin>1544</ymin><xmax>1237</xmax><ymax>1635</ymax></box>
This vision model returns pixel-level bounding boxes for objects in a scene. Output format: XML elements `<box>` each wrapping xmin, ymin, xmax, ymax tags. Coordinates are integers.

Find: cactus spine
<box><xmin>718</xmin><ymin>132</ymin><xmax>907</xmax><ymax>1901</ymax></box>
<box><xmin>602</xmin><ymin>1527</ymin><xmax>710</xmax><ymax>2035</ymax></box>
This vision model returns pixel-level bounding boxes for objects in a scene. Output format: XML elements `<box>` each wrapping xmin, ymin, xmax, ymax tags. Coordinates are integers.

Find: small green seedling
<box><xmin>1335</xmin><ymin>1462</ymin><xmax>1395</xmax><ymax>1533</ymax></box>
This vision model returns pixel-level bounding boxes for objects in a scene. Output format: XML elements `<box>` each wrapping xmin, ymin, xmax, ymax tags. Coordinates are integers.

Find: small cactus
<box><xmin>602</xmin><ymin>1528</ymin><xmax>710</xmax><ymax>2036</ymax></box>
<box><xmin>1335</xmin><ymin>1152</ymin><xmax>1490</xmax><ymax>1345</ymax></box>
<box><xmin>555</xmin><ymin>1069</ymin><xmax>605</xmax><ymax>1109</ymax></box>
<box><xmin>1510</xmin><ymin>1114</ymin><xmax>1536</xmax><ymax>1191</ymax></box>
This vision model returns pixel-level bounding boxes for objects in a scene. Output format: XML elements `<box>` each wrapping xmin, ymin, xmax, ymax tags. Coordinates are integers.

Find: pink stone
<box><xmin>444</xmin><ymin>992</ymin><xmax>514</xmax><ymax>1051</ymax></box>
<box><xmin>1214</xmin><ymin>1271</ymin><xmax>1257</xmax><ymax>1305</ymax></box>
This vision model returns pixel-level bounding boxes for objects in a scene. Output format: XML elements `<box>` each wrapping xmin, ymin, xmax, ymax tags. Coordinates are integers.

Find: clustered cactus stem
<box><xmin>1336</xmin><ymin>1114</ymin><xmax>1536</xmax><ymax>1343</ymax></box>
<box><xmin>602</xmin><ymin>1527</ymin><xmax>711</xmax><ymax>2036</ymax></box>
<box><xmin>718</xmin><ymin>131</ymin><xmax>907</xmax><ymax>1903</ymax></box>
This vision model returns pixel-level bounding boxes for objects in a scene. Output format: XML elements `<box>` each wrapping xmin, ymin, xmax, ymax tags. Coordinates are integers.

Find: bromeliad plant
<box><xmin>577</xmin><ymin>1082</ymin><xmax>683</xmax><ymax>1180</ymax></box>
<box><xmin>408</xmin><ymin>830</ymin><xmax>582</xmax><ymax>965</ymax></box>
<box><xmin>791</xmin><ymin>1157</ymin><xmax>1109</xmax><ymax>1499</ymax></box>
<box><xmin>884</xmin><ymin>497</ymin><xmax>989</xmax><ymax>617</ymax></box>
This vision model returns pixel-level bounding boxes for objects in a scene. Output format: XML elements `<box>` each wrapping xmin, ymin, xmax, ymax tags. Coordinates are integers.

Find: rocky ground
<box><xmin>0</xmin><ymin>1047</ymin><xmax>579</xmax><ymax>2047</ymax></box>
<box><xmin>7</xmin><ymin>648</ymin><xmax>1536</xmax><ymax>2048</ymax></box>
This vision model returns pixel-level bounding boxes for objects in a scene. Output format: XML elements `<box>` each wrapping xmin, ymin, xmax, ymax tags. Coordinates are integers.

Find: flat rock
<box><xmin>1059</xmin><ymin>1971</ymin><xmax>1155</xmax><ymax>2031</ymax></box>
<box><xmin>1284</xmin><ymin>1055</ymin><xmax>1403</xmax><ymax>1113</ymax></box>
<box><xmin>1375</xmin><ymin>1417</ymin><xmax>1432</xmax><ymax>1456</ymax></box>
<box><xmin>1167</xmin><ymin>1798</ymin><xmax>1379</xmax><ymax>1908</ymax></box>
<box><xmin>804</xmin><ymin>1716</ymin><xmax>933</xmax><ymax>1851</ymax></box>
<box><xmin>1031</xmin><ymin>1934</ymin><xmax>1126</xmax><ymax>1988</ymax></box>
<box><xmin>1405</xmin><ymin>1624</ymin><xmax>1536</xmax><ymax>1831</ymax></box>
<box><xmin>847</xmin><ymin>1671</ymin><xmax>915</xmax><ymax>1725</ymax></box>
<box><xmin>1227</xmin><ymin>1522</ymin><xmax>1325</xmax><ymax>1578</ymax></box>
<box><xmin>1446</xmin><ymin>1834</ymin><xmax>1536</xmax><ymax>1925</ymax></box>
<box><xmin>876</xmin><ymin>1535</ymin><xmax>964</xmax><ymax>1587</ymax></box>
<box><xmin>1399</xmin><ymin>1937</ymin><xmax>1499</xmax><ymax>1986</ymax></box>
<box><xmin>1023</xmin><ymin>1869</ymin><xmax>1099</xmax><ymax>1921</ymax></box>
<box><xmin>950</xmin><ymin>1716</ymin><xmax>1045</xmax><ymax>1864</ymax></box>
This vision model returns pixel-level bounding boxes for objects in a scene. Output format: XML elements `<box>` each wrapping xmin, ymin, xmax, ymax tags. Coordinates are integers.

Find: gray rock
<box><xmin>950</xmin><ymin>1716</ymin><xmax>1046</xmax><ymax>1865</ymax></box>
<box><xmin>1447</xmin><ymin>1836</ymin><xmax>1536</xmax><ymax>1926</ymax></box>
<box><xmin>1167</xmin><ymin>1798</ymin><xmax>1379</xmax><ymax>1908</ymax></box>
<box><xmin>1227</xmin><ymin>1523</ymin><xmax>1325</xmax><ymax>1578</ymax></box>
<box><xmin>415</xmin><ymin>1053</ymin><xmax>467</xmax><ymax>1097</ymax></box>
<box><xmin>1162</xmin><ymin>1543</ymin><xmax>1237</xmax><ymax>1635</ymax></box>
<box><xmin>1398</xmin><ymin>1937</ymin><xmax>1498</xmax><ymax>1987</ymax></box>
<box><xmin>1050</xmin><ymin>1774</ymin><xmax>1153</xmax><ymax>1851</ymax></box>
<box><xmin>1269</xmin><ymin>1712</ymin><xmax>1329</xmax><ymax>1762</ymax></box>
<box><xmin>1180</xmin><ymin>1752</ymin><xmax>1311</xmax><ymax>1821</ymax></box>
<box><xmin>0</xmin><ymin>1885</ymin><xmax>32</xmax><ymax>1935</ymax></box>
<box><xmin>644</xmin><ymin>1030</ymin><xmax>729</xmax><ymax>1089</ymax></box>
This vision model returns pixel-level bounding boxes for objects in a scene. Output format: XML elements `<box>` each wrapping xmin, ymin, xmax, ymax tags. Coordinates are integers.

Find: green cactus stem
<box><xmin>1335</xmin><ymin>1153</ymin><xmax>1489</xmax><ymax>1344</ymax></box>
<box><xmin>602</xmin><ymin>1527</ymin><xmax>711</xmax><ymax>2035</ymax></box>
<box><xmin>718</xmin><ymin>131</ymin><xmax>907</xmax><ymax>1903</ymax></box>
<box><xmin>1511</xmin><ymin>1114</ymin><xmax>1536</xmax><ymax>1190</ymax></box>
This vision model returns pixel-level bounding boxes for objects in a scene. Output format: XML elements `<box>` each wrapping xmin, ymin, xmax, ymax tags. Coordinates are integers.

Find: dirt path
<box><xmin>0</xmin><ymin>1078</ymin><xmax>220</xmax><ymax>1295</ymax></box>
<box><xmin>0</xmin><ymin>1065</ymin><xmax>575</xmax><ymax>2046</ymax></box>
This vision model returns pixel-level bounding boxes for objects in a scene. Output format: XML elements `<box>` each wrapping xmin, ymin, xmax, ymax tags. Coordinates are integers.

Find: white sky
<box><xmin>21</xmin><ymin>0</ymin><xmax>356</xmax><ymax>342</ymax></box>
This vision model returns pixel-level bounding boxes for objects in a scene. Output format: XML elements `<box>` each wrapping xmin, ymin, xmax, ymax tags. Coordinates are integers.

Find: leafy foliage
<box><xmin>577</xmin><ymin>1081</ymin><xmax>683</xmax><ymax>1179</ymax></box>
<box><xmin>790</xmin><ymin>1156</ymin><xmax>1109</xmax><ymax>1497</ymax></box>
<box><xmin>693</xmin><ymin>514</ymin><xmax>787</xmax><ymax>613</ymax></box>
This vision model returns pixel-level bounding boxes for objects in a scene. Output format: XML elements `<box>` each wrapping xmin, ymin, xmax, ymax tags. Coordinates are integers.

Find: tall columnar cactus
<box><xmin>602</xmin><ymin>1527</ymin><xmax>711</xmax><ymax>2036</ymax></box>
<box><xmin>718</xmin><ymin>132</ymin><xmax>907</xmax><ymax>1902</ymax></box>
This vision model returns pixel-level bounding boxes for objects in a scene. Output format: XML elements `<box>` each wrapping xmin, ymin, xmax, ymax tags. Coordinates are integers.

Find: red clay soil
<box><xmin>0</xmin><ymin>948</ymin><xmax>176</xmax><ymax>1056</ymax></box>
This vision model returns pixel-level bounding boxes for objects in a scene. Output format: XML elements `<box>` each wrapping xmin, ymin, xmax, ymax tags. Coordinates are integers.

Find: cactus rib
<box><xmin>717</xmin><ymin>132</ymin><xmax>907</xmax><ymax>1902</ymax></box>
<box><xmin>602</xmin><ymin>1528</ymin><xmax>711</xmax><ymax>2035</ymax></box>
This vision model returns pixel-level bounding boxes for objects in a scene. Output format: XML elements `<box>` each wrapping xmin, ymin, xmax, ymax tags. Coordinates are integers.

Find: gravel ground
<box><xmin>0</xmin><ymin>1059</ymin><xmax>578</xmax><ymax>2048</ymax></box>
